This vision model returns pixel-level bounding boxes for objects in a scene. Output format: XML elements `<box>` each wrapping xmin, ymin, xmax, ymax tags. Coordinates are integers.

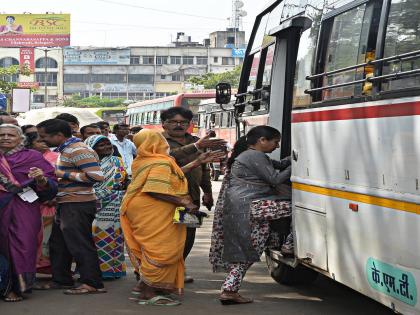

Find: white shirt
<box><xmin>111</xmin><ymin>137</ymin><xmax>137</xmax><ymax>176</ymax></box>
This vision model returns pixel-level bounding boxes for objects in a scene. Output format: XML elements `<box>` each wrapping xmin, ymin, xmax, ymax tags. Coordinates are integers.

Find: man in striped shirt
<box><xmin>37</xmin><ymin>119</ymin><xmax>106</xmax><ymax>295</ymax></box>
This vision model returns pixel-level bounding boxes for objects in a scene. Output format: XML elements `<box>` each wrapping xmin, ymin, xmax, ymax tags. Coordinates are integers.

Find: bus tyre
<box><xmin>212</xmin><ymin>170</ymin><xmax>220</xmax><ymax>181</ymax></box>
<box><xmin>265</xmin><ymin>251</ymin><xmax>318</xmax><ymax>285</ymax></box>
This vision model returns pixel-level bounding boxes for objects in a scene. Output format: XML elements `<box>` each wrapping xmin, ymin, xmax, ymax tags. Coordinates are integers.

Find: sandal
<box><xmin>63</xmin><ymin>285</ymin><xmax>107</xmax><ymax>295</ymax></box>
<box><xmin>33</xmin><ymin>281</ymin><xmax>74</xmax><ymax>290</ymax></box>
<box><xmin>219</xmin><ymin>292</ymin><xmax>253</xmax><ymax>305</ymax></box>
<box><xmin>138</xmin><ymin>295</ymin><xmax>181</xmax><ymax>306</ymax></box>
<box><xmin>4</xmin><ymin>293</ymin><xmax>23</xmax><ymax>302</ymax></box>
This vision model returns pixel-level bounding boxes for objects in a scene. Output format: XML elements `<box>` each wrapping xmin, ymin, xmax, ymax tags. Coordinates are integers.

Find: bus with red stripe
<box><xmin>126</xmin><ymin>91</ymin><xmax>216</xmax><ymax>134</ymax></box>
<box><xmin>230</xmin><ymin>1</ymin><xmax>420</xmax><ymax>313</ymax></box>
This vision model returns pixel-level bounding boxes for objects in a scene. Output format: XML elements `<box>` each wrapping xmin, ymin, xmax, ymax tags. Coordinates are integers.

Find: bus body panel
<box><xmin>237</xmin><ymin>0</ymin><xmax>420</xmax><ymax>313</ymax></box>
<box><xmin>292</xmin><ymin>101</ymin><xmax>420</xmax><ymax>314</ymax></box>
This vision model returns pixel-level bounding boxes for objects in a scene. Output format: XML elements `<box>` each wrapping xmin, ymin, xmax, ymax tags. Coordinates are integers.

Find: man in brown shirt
<box><xmin>162</xmin><ymin>107</ymin><xmax>226</xmax><ymax>282</ymax></box>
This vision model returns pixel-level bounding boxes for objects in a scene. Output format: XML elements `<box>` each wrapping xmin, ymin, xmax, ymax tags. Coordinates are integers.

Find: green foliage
<box><xmin>63</xmin><ymin>95</ymin><xmax>126</xmax><ymax>108</ymax></box>
<box><xmin>188</xmin><ymin>66</ymin><xmax>242</xmax><ymax>89</ymax></box>
<box><xmin>0</xmin><ymin>65</ymin><xmax>31</xmax><ymax>94</ymax></box>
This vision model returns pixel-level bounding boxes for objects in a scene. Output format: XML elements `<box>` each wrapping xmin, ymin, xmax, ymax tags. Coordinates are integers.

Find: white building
<box><xmin>0</xmin><ymin>48</ymin><xmax>64</xmax><ymax>108</ymax></box>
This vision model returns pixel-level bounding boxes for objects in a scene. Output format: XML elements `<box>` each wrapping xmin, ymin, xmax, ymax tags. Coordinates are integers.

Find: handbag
<box><xmin>250</xmin><ymin>199</ymin><xmax>292</xmax><ymax>221</ymax></box>
<box><xmin>173</xmin><ymin>207</ymin><xmax>208</xmax><ymax>228</ymax></box>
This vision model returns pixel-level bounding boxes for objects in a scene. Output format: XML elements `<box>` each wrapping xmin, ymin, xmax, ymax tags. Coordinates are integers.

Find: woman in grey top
<box><xmin>214</xmin><ymin>126</ymin><xmax>291</xmax><ymax>305</ymax></box>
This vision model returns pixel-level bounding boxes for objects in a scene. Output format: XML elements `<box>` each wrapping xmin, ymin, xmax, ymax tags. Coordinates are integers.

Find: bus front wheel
<box><xmin>265</xmin><ymin>251</ymin><xmax>318</xmax><ymax>285</ymax></box>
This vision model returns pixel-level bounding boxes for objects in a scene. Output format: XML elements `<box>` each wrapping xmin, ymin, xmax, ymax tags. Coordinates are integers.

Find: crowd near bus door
<box><xmin>267</xmin><ymin>17</ymin><xmax>311</xmax><ymax>160</ymax></box>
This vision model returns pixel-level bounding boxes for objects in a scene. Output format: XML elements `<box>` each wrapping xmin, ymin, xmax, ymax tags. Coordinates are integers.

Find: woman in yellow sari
<box><xmin>121</xmin><ymin>129</ymin><xmax>224</xmax><ymax>306</ymax></box>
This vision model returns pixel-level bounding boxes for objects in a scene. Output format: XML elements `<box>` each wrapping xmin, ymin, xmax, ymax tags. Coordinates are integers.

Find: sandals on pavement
<box><xmin>138</xmin><ymin>295</ymin><xmax>181</xmax><ymax>306</ymax></box>
<box><xmin>63</xmin><ymin>285</ymin><xmax>107</xmax><ymax>295</ymax></box>
<box><xmin>219</xmin><ymin>292</ymin><xmax>253</xmax><ymax>305</ymax></box>
<box><xmin>4</xmin><ymin>293</ymin><xmax>23</xmax><ymax>302</ymax></box>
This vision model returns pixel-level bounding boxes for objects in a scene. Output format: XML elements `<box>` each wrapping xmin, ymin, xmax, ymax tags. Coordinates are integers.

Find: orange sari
<box><xmin>120</xmin><ymin>129</ymin><xmax>188</xmax><ymax>291</ymax></box>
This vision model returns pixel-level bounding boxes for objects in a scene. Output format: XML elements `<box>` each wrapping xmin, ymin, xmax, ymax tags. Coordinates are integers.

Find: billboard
<box><xmin>0</xmin><ymin>14</ymin><xmax>70</xmax><ymax>47</ymax></box>
<box><xmin>64</xmin><ymin>48</ymin><xmax>130</xmax><ymax>65</ymax></box>
<box><xmin>232</xmin><ymin>48</ymin><xmax>245</xmax><ymax>58</ymax></box>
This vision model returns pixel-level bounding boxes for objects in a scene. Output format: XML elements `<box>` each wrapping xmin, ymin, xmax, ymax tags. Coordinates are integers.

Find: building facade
<box><xmin>63</xmin><ymin>45</ymin><xmax>243</xmax><ymax>101</ymax></box>
<box><xmin>0</xmin><ymin>48</ymin><xmax>64</xmax><ymax>108</ymax></box>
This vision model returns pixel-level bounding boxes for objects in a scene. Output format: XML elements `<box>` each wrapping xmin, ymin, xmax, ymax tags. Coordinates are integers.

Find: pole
<box><xmin>44</xmin><ymin>49</ymin><xmax>48</xmax><ymax>108</ymax></box>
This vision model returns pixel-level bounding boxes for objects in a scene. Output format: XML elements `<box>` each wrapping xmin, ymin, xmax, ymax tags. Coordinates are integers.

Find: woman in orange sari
<box><xmin>121</xmin><ymin>129</ymin><xmax>224</xmax><ymax>306</ymax></box>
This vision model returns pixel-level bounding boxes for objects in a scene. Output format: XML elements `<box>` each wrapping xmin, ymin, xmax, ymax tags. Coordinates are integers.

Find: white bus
<box><xmin>220</xmin><ymin>0</ymin><xmax>420</xmax><ymax>314</ymax></box>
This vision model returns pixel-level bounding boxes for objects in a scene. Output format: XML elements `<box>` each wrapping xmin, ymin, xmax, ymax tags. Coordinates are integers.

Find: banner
<box><xmin>0</xmin><ymin>14</ymin><xmax>70</xmax><ymax>47</ymax></box>
<box><xmin>17</xmin><ymin>82</ymin><xmax>39</xmax><ymax>89</ymax></box>
<box><xmin>20</xmin><ymin>48</ymin><xmax>35</xmax><ymax>71</ymax></box>
<box><xmin>64</xmin><ymin>48</ymin><xmax>130</xmax><ymax>65</ymax></box>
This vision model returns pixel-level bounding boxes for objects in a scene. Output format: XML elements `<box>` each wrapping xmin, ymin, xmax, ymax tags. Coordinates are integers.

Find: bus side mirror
<box><xmin>215</xmin><ymin>83</ymin><xmax>231</xmax><ymax>105</ymax></box>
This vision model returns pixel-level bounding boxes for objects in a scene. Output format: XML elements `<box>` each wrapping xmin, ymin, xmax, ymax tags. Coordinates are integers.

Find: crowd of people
<box><xmin>0</xmin><ymin>107</ymin><xmax>293</xmax><ymax>306</ymax></box>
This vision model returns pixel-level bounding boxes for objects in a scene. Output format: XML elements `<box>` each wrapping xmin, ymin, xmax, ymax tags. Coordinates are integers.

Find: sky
<box><xmin>0</xmin><ymin>0</ymin><xmax>265</xmax><ymax>47</ymax></box>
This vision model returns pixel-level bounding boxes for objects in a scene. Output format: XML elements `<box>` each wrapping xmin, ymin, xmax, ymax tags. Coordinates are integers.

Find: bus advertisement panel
<box><xmin>0</xmin><ymin>14</ymin><xmax>70</xmax><ymax>47</ymax></box>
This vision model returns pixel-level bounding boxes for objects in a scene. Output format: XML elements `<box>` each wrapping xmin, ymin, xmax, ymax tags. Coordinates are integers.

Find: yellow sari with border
<box><xmin>120</xmin><ymin>129</ymin><xmax>188</xmax><ymax>290</ymax></box>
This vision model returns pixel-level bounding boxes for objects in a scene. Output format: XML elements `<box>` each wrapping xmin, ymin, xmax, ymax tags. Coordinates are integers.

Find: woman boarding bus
<box><xmin>217</xmin><ymin>0</ymin><xmax>420</xmax><ymax>314</ymax></box>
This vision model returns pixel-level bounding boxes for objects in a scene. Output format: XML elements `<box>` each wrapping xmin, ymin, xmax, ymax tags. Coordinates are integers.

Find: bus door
<box><xmin>266</xmin><ymin>17</ymin><xmax>312</xmax><ymax>160</ymax></box>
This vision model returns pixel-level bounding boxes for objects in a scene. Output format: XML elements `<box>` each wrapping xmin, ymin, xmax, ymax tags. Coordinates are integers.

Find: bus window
<box><xmin>214</xmin><ymin>113</ymin><xmax>221</xmax><ymax>127</ymax></box>
<box><xmin>292</xmin><ymin>1</ymin><xmax>323</xmax><ymax>108</ymax></box>
<box><xmin>248</xmin><ymin>52</ymin><xmax>261</xmax><ymax>93</ymax></box>
<box><xmin>382</xmin><ymin>0</ymin><xmax>420</xmax><ymax>91</ymax></box>
<box><xmin>262</xmin><ymin>44</ymin><xmax>275</xmax><ymax>87</ymax></box>
<box><xmin>322</xmin><ymin>5</ymin><xmax>368</xmax><ymax>101</ymax></box>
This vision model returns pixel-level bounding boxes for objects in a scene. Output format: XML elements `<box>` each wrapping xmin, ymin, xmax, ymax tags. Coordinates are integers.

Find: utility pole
<box><xmin>44</xmin><ymin>49</ymin><xmax>48</xmax><ymax>108</ymax></box>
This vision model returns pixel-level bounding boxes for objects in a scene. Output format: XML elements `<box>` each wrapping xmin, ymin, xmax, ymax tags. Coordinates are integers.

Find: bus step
<box><xmin>270</xmin><ymin>249</ymin><xmax>298</xmax><ymax>268</ymax></box>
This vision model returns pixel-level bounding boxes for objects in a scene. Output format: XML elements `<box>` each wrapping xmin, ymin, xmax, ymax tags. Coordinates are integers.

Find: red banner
<box><xmin>20</xmin><ymin>48</ymin><xmax>34</xmax><ymax>71</ymax></box>
<box><xmin>0</xmin><ymin>34</ymin><xmax>70</xmax><ymax>48</ymax></box>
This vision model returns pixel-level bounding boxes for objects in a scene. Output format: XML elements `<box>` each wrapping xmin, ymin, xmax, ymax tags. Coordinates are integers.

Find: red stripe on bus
<box><xmin>291</xmin><ymin>102</ymin><xmax>420</xmax><ymax>123</ymax></box>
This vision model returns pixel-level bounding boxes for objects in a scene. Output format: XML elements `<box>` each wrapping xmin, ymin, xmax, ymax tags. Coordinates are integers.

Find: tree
<box><xmin>0</xmin><ymin>65</ymin><xmax>31</xmax><ymax>94</ymax></box>
<box><xmin>188</xmin><ymin>66</ymin><xmax>242</xmax><ymax>89</ymax></box>
<box><xmin>63</xmin><ymin>94</ymin><xmax>126</xmax><ymax>108</ymax></box>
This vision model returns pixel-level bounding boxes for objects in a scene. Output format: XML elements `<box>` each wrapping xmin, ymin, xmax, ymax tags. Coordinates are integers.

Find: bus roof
<box><xmin>127</xmin><ymin>91</ymin><xmax>216</xmax><ymax>109</ymax></box>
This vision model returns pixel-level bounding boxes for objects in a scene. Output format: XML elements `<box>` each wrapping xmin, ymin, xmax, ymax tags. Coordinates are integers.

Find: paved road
<box><xmin>2</xmin><ymin>181</ymin><xmax>393</xmax><ymax>315</ymax></box>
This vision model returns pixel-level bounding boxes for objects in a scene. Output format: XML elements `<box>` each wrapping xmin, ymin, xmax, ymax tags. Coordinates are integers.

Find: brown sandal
<box><xmin>219</xmin><ymin>291</ymin><xmax>253</xmax><ymax>305</ymax></box>
<box><xmin>64</xmin><ymin>285</ymin><xmax>107</xmax><ymax>295</ymax></box>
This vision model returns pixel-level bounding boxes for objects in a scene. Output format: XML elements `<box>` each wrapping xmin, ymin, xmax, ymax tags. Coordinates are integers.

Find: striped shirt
<box><xmin>56</xmin><ymin>141</ymin><xmax>104</xmax><ymax>203</ymax></box>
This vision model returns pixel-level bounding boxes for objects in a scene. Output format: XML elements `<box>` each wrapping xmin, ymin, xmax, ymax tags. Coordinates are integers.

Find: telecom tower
<box><xmin>230</xmin><ymin>0</ymin><xmax>247</xmax><ymax>48</ymax></box>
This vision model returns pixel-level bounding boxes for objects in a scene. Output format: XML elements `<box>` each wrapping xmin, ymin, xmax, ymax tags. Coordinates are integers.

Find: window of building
<box><xmin>382</xmin><ymin>0</ymin><xmax>420</xmax><ymax>91</ymax></box>
<box><xmin>155</xmin><ymin>92</ymin><xmax>166</xmax><ymax>98</ymax></box>
<box><xmin>64</xmin><ymin>74</ymin><xmax>90</xmax><ymax>83</ymax></box>
<box><xmin>130</xmin><ymin>56</ymin><xmax>140</xmax><ymax>65</ymax></box>
<box><xmin>33</xmin><ymin>95</ymin><xmax>45</xmax><ymax>103</ymax></box>
<box><xmin>0</xmin><ymin>74</ymin><xmax>18</xmax><ymax>82</ymax></box>
<box><xmin>170</xmin><ymin>56</ymin><xmax>182</xmax><ymax>64</ymax></box>
<box><xmin>222</xmin><ymin>57</ymin><xmax>234</xmax><ymax>65</ymax></box>
<box><xmin>227</xmin><ymin>36</ymin><xmax>235</xmax><ymax>45</ymax></box>
<box><xmin>171</xmin><ymin>74</ymin><xmax>181</xmax><ymax>81</ymax></box>
<box><xmin>142</xmin><ymin>56</ymin><xmax>155</xmax><ymax>65</ymax></box>
<box><xmin>196</xmin><ymin>56</ymin><xmax>208</xmax><ymax>65</ymax></box>
<box><xmin>0</xmin><ymin>57</ymin><xmax>19</xmax><ymax>67</ymax></box>
<box><xmin>145</xmin><ymin>92</ymin><xmax>154</xmax><ymax>99</ymax></box>
<box><xmin>48</xmin><ymin>95</ymin><xmax>57</xmax><ymax>101</ymax></box>
<box><xmin>156</xmin><ymin>56</ymin><xmax>168</xmax><ymax>65</ymax></box>
<box><xmin>128</xmin><ymin>74</ymin><xmax>154</xmax><ymax>83</ymax></box>
<box><xmin>128</xmin><ymin>92</ymin><xmax>144</xmax><ymax>100</ymax></box>
<box><xmin>35</xmin><ymin>57</ymin><xmax>58</xmax><ymax>68</ymax></box>
<box><xmin>213</xmin><ymin>57</ymin><xmax>219</xmax><ymax>63</ymax></box>
<box><xmin>35</xmin><ymin>72</ymin><xmax>58</xmax><ymax>86</ymax></box>
<box><xmin>91</xmin><ymin>74</ymin><xmax>127</xmax><ymax>83</ymax></box>
<box><xmin>161</xmin><ymin>75</ymin><xmax>166</xmax><ymax>79</ymax></box>
<box><xmin>183</xmin><ymin>56</ymin><xmax>194</xmax><ymax>65</ymax></box>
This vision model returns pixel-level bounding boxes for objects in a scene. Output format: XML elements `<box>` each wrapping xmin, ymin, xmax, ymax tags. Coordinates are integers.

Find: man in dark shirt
<box><xmin>161</xmin><ymin>107</ymin><xmax>226</xmax><ymax>283</ymax></box>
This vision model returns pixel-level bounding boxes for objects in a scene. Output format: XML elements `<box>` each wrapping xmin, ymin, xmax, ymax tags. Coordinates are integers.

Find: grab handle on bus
<box><xmin>292</xmin><ymin>150</ymin><xmax>298</xmax><ymax>162</ymax></box>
